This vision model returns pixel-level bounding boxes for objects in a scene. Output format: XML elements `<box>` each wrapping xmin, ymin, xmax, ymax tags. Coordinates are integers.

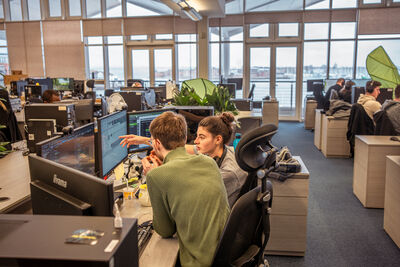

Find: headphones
<box><xmin>213</xmin><ymin>146</ymin><xmax>227</xmax><ymax>168</ymax></box>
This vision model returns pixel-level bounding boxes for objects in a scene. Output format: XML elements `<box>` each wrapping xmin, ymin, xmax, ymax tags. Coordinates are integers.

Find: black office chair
<box><xmin>105</xmin><ymin>89</ymin><xmax>114</xmax><ymax>97</ymax></box>
<box><xmin>374</xmin><ymin>109</ymin><xmax>397</xmax><ymax>135</ymax></box>
<box><xmin>213</xmin><ymin>124</ymin><xmax>278</xmax><ymax>267</ymax></box>
<box><xmin>346</xmin><ymin>103</ymin><xmax>375</xmax><ymax>157</ymax></box>
<box><xmin>86</xmin><ymin>79</ymin><xmax>95</xmax><ymax>90</ymax></box>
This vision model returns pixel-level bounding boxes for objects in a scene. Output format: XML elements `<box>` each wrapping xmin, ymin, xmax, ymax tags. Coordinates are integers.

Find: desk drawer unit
<box><xmin>266</xmin><ymin>157</ymin><xmax>309</xmax><ymax>256</ymax></box>
<box><xmin>384</xmin><ymin>156</ymin><xmax>400</xmax><ymax>248</ymax></box>
<box><xmin>304</xmin><ymin>100</ymin><xmax>317</xmax><ymax>130</ymax></box>
<box><xmin>321</xmin><ymin>116</ymin><xmax>350</xmax><ymax>158</ymax></box>
<box><xmin>314</xmin><ymin>110</ymin><xmax>323</xmax><ymax>150</ymax></box>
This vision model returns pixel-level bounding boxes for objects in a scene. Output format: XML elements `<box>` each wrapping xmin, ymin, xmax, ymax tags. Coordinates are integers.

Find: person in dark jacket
<box><xmin>339</xmin><ymin>80</ymin><xmax>355</xmax><ymax>104</ymax></box>
<box><xmin>324</xmin><ymin>78</ymin><xmax>344</xmax><ymax>109</ymax></box>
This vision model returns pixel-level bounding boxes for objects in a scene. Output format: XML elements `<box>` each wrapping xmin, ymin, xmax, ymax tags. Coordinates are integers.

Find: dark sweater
<box><xmin>146</xmin><ymin>147</ymin><xmax>230</xmax><ymax>267</ymax></box>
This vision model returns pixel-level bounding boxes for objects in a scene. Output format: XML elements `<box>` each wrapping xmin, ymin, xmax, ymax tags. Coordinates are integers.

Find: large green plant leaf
<box><xmin>366</xmin><ymin>46</ymin><xmax>400</xmax><ymax>89</ymax></box>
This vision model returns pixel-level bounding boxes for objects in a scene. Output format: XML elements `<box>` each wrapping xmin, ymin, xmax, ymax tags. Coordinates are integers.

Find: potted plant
<box><xmin>0</xmin><ymin>97</ymin><xmax>11</xmax><ymax>157</ymax></box>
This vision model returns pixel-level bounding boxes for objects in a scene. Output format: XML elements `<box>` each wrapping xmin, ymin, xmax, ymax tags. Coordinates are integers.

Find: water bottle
<box><xmin>233</xmin><ymin>133</ymin><xmax>241</xmax><ymax>150</ymax></box>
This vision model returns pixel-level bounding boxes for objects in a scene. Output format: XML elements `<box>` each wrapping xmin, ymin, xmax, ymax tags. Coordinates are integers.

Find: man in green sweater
<box><xmin>141</xmin><ymin>111</ymin><xmax>230</xmax><ymax>267</ymax></box>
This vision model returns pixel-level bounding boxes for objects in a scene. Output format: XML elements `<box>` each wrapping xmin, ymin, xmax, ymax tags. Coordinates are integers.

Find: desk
<box><xmin>321</xmin><ymin>115</ymin><xmax>350</xmax><ymax>158</ymax></box>
<box><xmin>0</xmin><ymin>149</ymin><xmax>30</xmax><ymax>213</ymax></box>
<box><xmin>14</xmin><ymin>110</ymin><xmax>25</xmax><ymax>139</ymax></box>
<box><xmin>304</xmin><ymin>100</ymin><xmax>317</xmax><ymax>130</ymax></box>
<box><xmin>262</xmin><ymin>100</ymin><xmax>279</xmax><ymax>127</ymax></box>
<box><xmin>266</xmin><ymin>156</ymin><xmax>309</xmax><ymax>256</ymax></box>
<box><xmin>353</xmin><ymin>136</ymin><xmax>400</xmax><ymax>208</ymax></box>
<box><xmin>384</xmin><ymin>156</ymin><xmax>400</xmax><ymax>248</ymax></box>
<box><xmin>120</xmin><ymin>198</ymin><xmax>179</xmax><ymax>267</ymax></box>
<box><xmin>313</xmin><ymin>110</ymin><xmax>323</xmax><ymax>150</ymax></box>
<box><xmin>235</xmin><ymin>110</ymin><xmax>262</xmax><ymax>120</ymax></box>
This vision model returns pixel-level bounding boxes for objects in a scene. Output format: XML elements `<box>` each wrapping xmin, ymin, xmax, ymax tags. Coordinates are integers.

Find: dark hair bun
<box><xmin>220</xmin><ymin>112</ymin><xmax>234</xmax><ymax>126</ymax></box>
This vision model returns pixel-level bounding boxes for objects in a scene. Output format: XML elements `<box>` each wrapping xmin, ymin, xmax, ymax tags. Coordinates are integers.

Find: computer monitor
<box><xmin>351</xmin><ymin>87</ymin><xmax>365</xmax><ymax>104</ymax></box>
<box><xmin>127</xmin><ymin>108</ymin><xmax>175</xmax><ymax>153</ymax></box>
<box><xmin>10</xmin><ymin>80</ymin><xmax>27</xmax><ymax>96</ymax></box>
<box><xmin>307</xmin><ymin>79</ymin><xmax>324</xmax><ymax>92</ymax></box>
<box><xmin>73</xmin><ymin>79</ymin><xmax>85</xmax><ymax>94</ymax></box>
<box><xmin>377</xmin><ymin>88</ymin><xmax>394</xmax><ymax>104</ymax></box>
<box><xmin>57</xmin><ymin>99</ymin><xmax>94</xmax><ymax>127</ymax></box>
<box><xmin>36</xmin><ymin>123</ymin><xmax>95</xmax><ymax>175</ymax></box>
<box><xmin>95</xmin><ymin>110</ymin><xmax>128</xmax><ymax>178</ymax></box>
<box><xmin>32</xmin><ymin>78</ymin><xmax>53</xmax><ymax>90</ymax></box>
<box><xmin>324</xmin><ymin>79</ymin><xmax>338</xmax><ymax>92</ymax></box>
<box><xmin>352</xmin><ymin>79</ymin><xmax>370</xmax><ymax>88</ymax></box>
<box><xmin>248</xmin><ymin>84</ymin><xmax>256</xmax><ymax>99</ymax></box>
<box><xmin>29</xmin><ymin>154</ymin><xmax>114</xmax><ymax>216</ymax></box>
<box><xmin>24</xmin><ymin>103</ymin><xmax>76</xmax><ymax>131</ymax></box>
<box><xmin>24</xmin><ymin>85</ymin><xmax>45</xmax><ymax>99</ymax></box>
<box><xmin>119</xmin><ymin>91</ymin><xmax>145</xmax><ymax>111</ymax></box>
<box><xmin>226</xmin><ymin>78</ymin><xmax>243</xmax><ymax>90</ymax></box>
<box><xmin>53</xmin><ymin>78</ymin><xmax>74</xmax><ymax>91</ymax></box>
<box><xmin>218</xmin><ymin>83</ymin><xmax>236</xmax><ymax>98</ymax></box>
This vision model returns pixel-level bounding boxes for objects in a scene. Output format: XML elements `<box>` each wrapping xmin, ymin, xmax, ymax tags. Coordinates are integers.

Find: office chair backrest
<box><xmin>374</xmin><ymin>110</ymin><xmax>397</xmax><ymax>135</ymax></box>
<box><xmin>86</xmin><ymin>79</ymin><xmax>95</xmax><ymax>89</ymax></box>
<box><xmin>212</xmin><ymin>183</ymin><xmax>272</xmax><ymax>267</ymax></box>
<box><xmin>248</xmin><ymin>84</ymin><xmax>256</xmax><ymax>99</ymax></box>
<box><xmin>127</xmin><ymin>79</ymin><xmax>144</xmax><ymax>87</ymax></box>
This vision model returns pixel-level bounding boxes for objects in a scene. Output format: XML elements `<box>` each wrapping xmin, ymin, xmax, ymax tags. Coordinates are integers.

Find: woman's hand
<box><xmin>119</xmin><ymin>135</ymin><xmax>150</xmax><ymax>148</ymax></box>
<box><xmin>142</xmin><ymin>153</ymin><xmax>162</xmax><ymax>175</ymax></box>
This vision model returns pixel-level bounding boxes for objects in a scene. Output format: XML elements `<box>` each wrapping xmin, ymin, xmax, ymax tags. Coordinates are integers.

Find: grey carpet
<box><xmin>265</xmin><ymin>122</ymin><xmax>400</xmax><ymax>267</ymax></box>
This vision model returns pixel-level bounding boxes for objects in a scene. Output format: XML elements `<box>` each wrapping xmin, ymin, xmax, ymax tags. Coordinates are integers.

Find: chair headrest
<box><xmin>86</xmin><ymin>80</ymin><xmax>95</xmax><ymax>88</ymax></box>
<box><xmin>235</xmin><ymin>124</ymin><xmax>278</xmax><ymax>172</ymax></box>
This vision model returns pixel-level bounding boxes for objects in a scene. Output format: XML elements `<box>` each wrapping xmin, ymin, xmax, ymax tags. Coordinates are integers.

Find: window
<box><xmin>246</xmin><ymin>0</ymin><xmax>303</xmax><ymax>11</ymax></box>
<box><xmin>0</xmin><ymin>0</ymin><xmax>4</xmax><ymax>19</ymax></box>
<box><xmin>86</xmin><ymin>37</ymin><xmax>104</xmax><ymax>79</ymax></box>
<box><xmin>106</xmin><ymin>36</ymin><xmax>123</xmax><ymax>44</ymax></box>
<box><xmin>106</xmin><ymin>0</ymin><xmax>122</xmax><ymax>17</ymax></box>
<box><xmin>88</xmin><ymin>36</ymin><xmax>103</xmax><ymax>44</ymax></box>
<box><xmin>226</xmin><ymin>0</ymin><xmax>243</xmax><ymax>14</ymax></box>
<box><xmin>177</xmin><ymin>43</ymin><xmax>197</xmax><ymax>82</ymax></box>
<box><xmin>358</xmin><ymin>34</ymin><xmax>400</xmax><ymax>39</ymax></box>
<box><xmin>176</xmin><ymin>34</ymin><xmax>196</xmax><ymax>42</ymax></box>
<box><xmin>279</xmin><ymin>23</ymin><xmax>299</xmax><ymax>37</ymax></box>
<box><xmin>49</xmin><ymin>0</ymin><xmax>62</xmax><ymax>17</ymax></box>
<box><xmin>27</xmin><ymin>0</ymin><xmax>41</xmax><ymax>20</ymax></box>
<box><xmin>249</xmin><ymin>24</ymin><xmax>269</xmax><ymax>38</ymax></box>
<box><xmin>10</xmin><ymin>0</ymin><xmax>23</xmax><ymax>21</ymax></box>
<box><xmin>363</xmin><ymin>0</ymin><xmax>381</xmax><ymax>3</ymax></box>
<box><xmin>305</xmin><ymin>0</ymin><xmax>329</xmax><ymax>9</ymax></box>
<box><xmin>221</xmin><ymin>43</ymin><xmax>243</xmax><ymax>84</ymax></box>
<box><xmin>127</xmin><ymin>0</ymin><xmax>173</xmax><ymax>17</ymax></box>
<box><xmin>221</xmin><ymin>27</ymin><xmax>243</xmax><ymax>41</ymax></box>
<box><xmin>209</xmin><ymin>27</ymin><xmax>220</xmax><ymax>42</ymax></box>
<box><xmin>304</xmin><ymin>23</ymin><xmax>329</xmax><ymax>40</ymax></box>
<box><xmin>130</xmin><ymin>35</ymin><xmax>148</xmax><ymax>41</ymax></box>
<box><xmin>332</xmin><ymin>0</ymin><xmax>357</xmax><ymax>8</ymax></box>
<box><xmin>209</xmin><ymin>43</ymin><xmax>219</xmax><ymax>83</ymax></box>
<box><xmin>155</xmin><ymin>34</ymin><xmax>173</xmax><ymax>40</ymax></box>
<box><xmin>107</xmin><ymin>45</ymin><xmax>124</xmax><ymax>88</ymax></box>
<box><xmin>329</xmin><ymin>41</ymin><xmax>355</xmax><ymax>79</ymax></box>
<box><xmin>303</xmin><ymin>42</ymin><xmax>328</xmax><ymax>81</ymax></box>
<box><xmin>86</xmin><ymin>0</ymin><xmax>101</xmax><ymax>18</ymax></box>
<box><xmin>356</xmin><ymin>40</ymin><xmax>400</xmax><ymax>79</ymax></box>
<box><xmin>69</xmin><ymin>0</ymin><xmax>81</xmax><ymax>16</ymax></box>
<box><xmin>154</xmin><ymin>49</ymin><xmax>172</xmax><ymax>83</ymax></box>
<box><xmin>331</xmin><ymin>22</ymin><xmax>356</xmax><ymax>39</ymax></box>
<box><xmin>0</xmin><ymin>31</ymin><xmax>9</xmax><ymax>81</ymax></box>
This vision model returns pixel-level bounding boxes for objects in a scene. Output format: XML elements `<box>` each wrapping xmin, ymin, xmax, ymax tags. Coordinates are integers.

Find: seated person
<box><xmin>357</xmin><ymin>80</ymin><xmax>382</xmax><ymax>120</ymax></box>
<box><xmin>339</xmin><ymin>80</ymin><xmax>355</xmax><ymax>104</ymax></box>
<box><xmin>324</xmin><ymin>78</ymin><xmax>344</xmax><ymax>109</ymax></box>
<box><xmin>42</xmin><ymin>90</ymin><xmax>60</xmax><ymax>103</ymax></box>
<box><xmin>381</xmin><ymin>84</ymin><xmax>400</xmax><ymax>134</ymax></box>
<box><xmin>120</xmin><ymin>112</ymin><xmax>247</xmax><ymax>207</ymax></box>
<box><xmin>130</xmin><ymin>111</ymin><xmax>230</xmax><ymax>266</ymax></box>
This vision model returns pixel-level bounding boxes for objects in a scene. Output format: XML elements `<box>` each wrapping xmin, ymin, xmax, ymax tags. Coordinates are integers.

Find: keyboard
<box><xmin>138</xmin><ymin>221</ymin><xmax>153</xmax><ymax>256</ymax></box>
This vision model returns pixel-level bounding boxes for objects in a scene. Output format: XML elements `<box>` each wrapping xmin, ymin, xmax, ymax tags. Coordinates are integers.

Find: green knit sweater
<box><xmin>146</xmin><ymin>147</ymin><xmax>230</xmax><ymax>267</ymax></box>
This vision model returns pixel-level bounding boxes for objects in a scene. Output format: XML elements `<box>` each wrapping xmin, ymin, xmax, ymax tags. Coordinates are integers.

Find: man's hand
<box><xmin>119</xmin><ymin>135</ymin><xmax>150</xmax><ymax>148</ymax></box>
<box><xmin>142</xmin><ymin>154</ymin><xmax>162</xmax><ymax>175</ymax></box>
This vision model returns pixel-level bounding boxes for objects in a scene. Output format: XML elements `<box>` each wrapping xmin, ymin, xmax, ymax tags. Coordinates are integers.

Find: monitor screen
<box><xmin>36</xmin><ymin>123</ymin><xmax>95</xmax><ymax>175</ymax></box>
<box><xmin>127</xmin><ymin>109</ymin><xmax>175</xmax><ymax>153</ymax></box>
<box><xmin>53</xmin><ymin>78</ymin><xmax>74</xmax><ymax>91</ymax></box>
<box><xmin>307</xmin><ymin>79</ymin><xmax>324</xmax><ymax>92</ymax></box>
<box><xmin>29</xmin><ymin>154</ymin><xmax>114</xmax><ymax>216</ymax></box>
<box><xmin>96</xmin><ymin>110</ymin><xmax>128</xmax><ymax>178</ymax></box>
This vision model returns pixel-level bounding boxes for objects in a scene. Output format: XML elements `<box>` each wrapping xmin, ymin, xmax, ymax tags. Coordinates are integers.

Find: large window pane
<box><xmin>154</xmin><ymin>49</ymin><xmax>172</xmax><ymax>84</ymax></box>
<box><xmin>130</xmin><ymin>35</ymin><xmax>147</xmax><ymax>41</ymax></box>
<box><xmin>0</xmin><ymin>47</ymin><xmax>9</xmax><ymax>77</ymax></box>
<box><xmin>279</xmin><ymin>23</ymin><xmax>299</xmax><ymax>37</ymax></box>
<box><xmin>176</xmin><ymin>34</ymin><xmax>196</xmax><ymax>42</ymax></box>
<box><xmin>226</xmin><ymin>0</ymin><xmax>243</xmax><ymax>14</ymax></box>
<box><xmin>363</xmin><ymin>0</ymin><xmax>381</xmax><ymax>3</ymax></box>
<box><xmin>127</xmin><ymin>1</ymin><xmax>173</xmax><ymax>17</ymax></box>
<box><xmin>209</xmin><ymin>27</ymin><xmax>220</xmax><ymax>42</ymax></box>
<box><xmin>305</xmin><ymin>0</ymin><xmax>329</xmax><ymax>9</ymax></box>
<box><xmin>276</xmin><ymin>47</ymin><xmax>297</xmax><ymax>116</ymax></box>
<box><xmin>155</xmin><ymin>34</ymin><xmax>173</xmax><ymax>40</ymax></box>
<box><xmin>331</xmin><ymin>22</ymin><xmax>356</xmax><ymax>39</ymax></box>
<box><xmin>10</xmin><ymin>0</ymin><xmax>23</xmax><ymax>21</ymax></box>
<box><xmin>0</xmin><ymin>31</ymin><xmax>7</xmax><ymax>46</ymax></box>
<box><xmin>108</xmin><ymin>45</ymin><xmax>124</xmax><ymax>89</ymax></box>
<box><xmin>106</xmin><ymin>0</ymin><xmax>122</xmax><ymax>17</ymax></box>
<box><xmin>132</xmin><ymin>50</ymin><xmax>150</xmax><ymax>83</ymax></box>
<box><xmin>177</xmin><ymin>44</ymin><xmax>197</xmax><ymax>83</ymax></box>
<box><xmin>246</xmin><ymin>0</ymin><xmax>303</xmax><ymax>11</ymax></box>
<box><xmin>221</xmin><ymin>27</ymin><xmax>243</xmax><ymax>41</ymax></box>
<box><xmin>107</xmin><ymin>36</ymin><xmax>123</xmax><ymax>44</ymax></box>
<box><xmin>221</xmin><ymin>43</ymin><xmax>243</xmax><ymax>96</ymax></box>
<box><xmin>356</xmin><ymin>40</ymin><xmax>400</xmax><ymax>79</ymax></box>
<box><xmin>86</xmin><ymin>0</ymin><xmax>101</xmax><ymax>18</ymax></box>
<box><xmin>28</xmin><ymin>0</ymin><xmax>41</xmax><ymax>20</ymax></box>
<box><xmin>88</xmin><ymin>46</ymin><xmax>104</xmax><ymax>79</ymax></box>
<box><xmin>304</xmin><ymin>23</ymin><xmax>329</xmax><ymax>40</ymax></box>
<box><xmin>88</xmin><ymin>36</ymin><xmax>103</xmax><ymax>44</ymax></box>
<box><xmin>332</xmin><ymin>0</ymin><xmax>357</xmax><ymax>8</ymax></box>
<box><xmin>250</xmin><ymin>47</ymin><xmax>270</xmax><ymax>100</ymax></box>
<box><xmin>0</xmin><ymin>1</ymin><xmax>4</xmax><ymax>19</ymax></box>
<box><xmin>69</xmin><ymin>0</ymin><xmax>81</xmax><ymax>16</ymax></box>
<box><xmin>209</xmin><ymin>43</ymin><xmax>220</xmax><ymax>83</ymax></box>
<box><xmin>249</xmin><ymin>24</ymin><xmax>269</xmax><ymax>38</ymax></box>
<box><xmin>329</xmin><ymin>41</ymin><xmax>354</xmax><ymax>79</ymax></box>
<box><xmin>49</xmin><ymin>0</ymin><xmax>62</xmax><ymax>17</ymax></box>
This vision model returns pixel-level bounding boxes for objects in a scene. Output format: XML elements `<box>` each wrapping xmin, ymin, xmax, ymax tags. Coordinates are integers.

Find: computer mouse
<box><xmin>390</xmin><ymin>136</ymin><xmax>400</xmax><ymax>142</ymax></box>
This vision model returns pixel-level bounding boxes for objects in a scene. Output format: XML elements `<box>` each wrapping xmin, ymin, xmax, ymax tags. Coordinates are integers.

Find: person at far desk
<box><xmin>357</xmin><ymin>80</ymin><xmax>382</xmax><ymax>120</ymax></box>
<box><xmin>381</xmin><ymin>84</ymin><xmax>400</xmax><ymax>133</ymax></box>
<box><xmin>42</xmin><ymin>90</ymin><xmax>60</xmax><ymax>103</ymax></box>
<box><xmin>122</xmin><ymin>111</ymin><xmax>230</xmax><ymax>267</ymax></box>
<box><xmin>324</xmin><ymin>78</ymin><xmax>344</xmax><ymax>109</ymax></box>
<box><xmin>339</xmin><ymin>80</ymin><xmax>355</xmax><ymax>104</ymax></box>
<box><xmin>120</xmin><ymin>112</ymin><xmax>247</xmax><ymax>208</ymax></box>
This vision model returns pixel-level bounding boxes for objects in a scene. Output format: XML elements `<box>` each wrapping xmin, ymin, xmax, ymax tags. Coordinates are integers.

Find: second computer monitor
<box><xmin>95</xmin><ymin>110</ymin><xmax>128</xmax><ymax>178</ymax></box>
<box><xmin>53</xmin><ymin>78</ymin><xmax>74</xmax><ymax>91</ymax></box>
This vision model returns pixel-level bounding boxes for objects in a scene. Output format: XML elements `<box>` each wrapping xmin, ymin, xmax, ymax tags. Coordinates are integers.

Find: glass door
<box><xmin>247</xmin><ymin>44</ymin><xmax>300</xmax><ymax>120</ymax></box>
<box><xmin>128</xmin><ymin>46</ymin><xmax>174</xmax><ymax>87</ymax></box>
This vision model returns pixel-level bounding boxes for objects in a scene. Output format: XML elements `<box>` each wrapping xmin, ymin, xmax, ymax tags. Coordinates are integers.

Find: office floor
<box><xmin>267</xmin><ymin>122</ymin><xmax>400</xmax><ymax>266</ymax></box>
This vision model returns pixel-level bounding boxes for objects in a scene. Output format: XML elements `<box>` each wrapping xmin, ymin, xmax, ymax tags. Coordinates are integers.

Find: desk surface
<box><xmin>235</xmin><ymin>110</ymin><xmax>262</xmax><ymax>119</ymax></box>
<box><xmin>356</xmin><ymin>135</ymin><xmax>400</xmax><ymax>146</ymax></box>
<box><xmin>0</xmin><ymin>149</ymin><xmax>30</xmax><ymax>213</ymax></box>
<box><xmin>291</xmin><ymin>156</ymin><xmax>309</xmax><ymax>179</ymax></box>
<box><xmin>387</xmin><ymin>155</ymin><xmax>400</xmax><ymax>166</ymax></box>
<box><xmin>120</xmin><ymin>196</ymin><xmax>179</xmax><ymax>267</ymax></box>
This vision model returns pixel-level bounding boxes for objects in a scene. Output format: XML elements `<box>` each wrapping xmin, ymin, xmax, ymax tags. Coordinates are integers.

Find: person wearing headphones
<box><xmin>357</xmin><ymin>80</ymin><xmax>382</xmax><ymax>120</ymax></box>
<box><xmin>120</xmin><ymin>112</ymin><xmax>247</xmax><ymax>207</ymax></box>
